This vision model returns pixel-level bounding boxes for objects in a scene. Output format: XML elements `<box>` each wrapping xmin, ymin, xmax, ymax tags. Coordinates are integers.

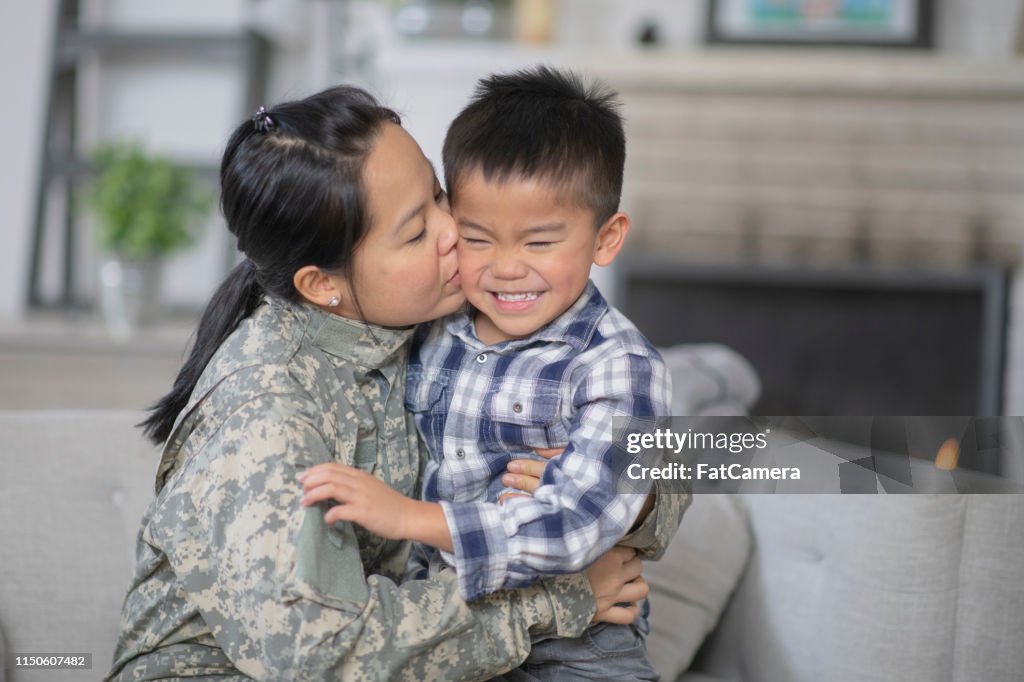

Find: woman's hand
<box><xmin>499</xmin><ymin>447</ymin><xmax>561</xmax><ymax>503</ymax></box>
<box><xmin>585</xmin><ymin>546</ymin><xmax>648</xmax><ymax>625</ymax></box>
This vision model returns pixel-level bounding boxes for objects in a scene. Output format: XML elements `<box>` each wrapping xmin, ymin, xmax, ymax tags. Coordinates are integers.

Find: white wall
<box><xmin>56</xmin><ymin>0</ymin><xmax>319</xmax><ymax>309</ymax></box>
<box><xmin>2</xmin><ymin>0</ymin><xmax>1022</xmax><ymax>316</ymax></box>
<box><xmin>0</xmin><ymin>0</ymin><xmax>57</xmax><ymax>321</ymax></box>
<box><xmin>938</xmin><ymin>0</ymin><xmax>1024</xmax><ymax>59</ymax></box>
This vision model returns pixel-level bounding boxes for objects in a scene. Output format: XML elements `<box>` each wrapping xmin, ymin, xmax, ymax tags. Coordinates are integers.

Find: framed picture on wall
<box><xmin>706</xmin><ymin>0</ymin><xmax>934</xmax><ymax>48</ymax></box>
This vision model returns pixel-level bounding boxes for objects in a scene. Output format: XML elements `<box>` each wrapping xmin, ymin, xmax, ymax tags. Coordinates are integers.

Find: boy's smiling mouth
<box><xmin>494</xmin><ymin>291</ymin><xmax>540</xmax><ymax>302</ymax></box>
<box><xmin>490</xmin><ymin>290</ymin><xmax>544</xmax><ymax>313</ymax></box>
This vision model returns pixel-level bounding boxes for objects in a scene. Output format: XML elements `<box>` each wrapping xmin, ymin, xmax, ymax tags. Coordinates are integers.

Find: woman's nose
<box><xmin>437</xmin><ymin>215</ymin><xmax>458</xmax><ymax>254</ymax></box>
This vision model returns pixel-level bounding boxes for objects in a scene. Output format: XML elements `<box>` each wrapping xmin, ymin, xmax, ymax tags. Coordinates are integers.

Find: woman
<box><xmin>107</xmin><ymin>86</ymin><xmax>648</xmax><ymax>681</ymax></box>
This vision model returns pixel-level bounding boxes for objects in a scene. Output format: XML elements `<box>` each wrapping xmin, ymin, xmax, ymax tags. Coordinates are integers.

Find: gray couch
<box><xmin>2</xmin><ymin>355</ymin><xmax>1022</xmax><ymax>680</ymax></box>
<box><xmin>645</xmin><ymin>494</ymin><xmax>1024</xmax><ymax>682</ymax></box>
<box><xmin>1</xmin><ymin>410</ymin><xmax>157</xmax><ymax>682</ymax></box>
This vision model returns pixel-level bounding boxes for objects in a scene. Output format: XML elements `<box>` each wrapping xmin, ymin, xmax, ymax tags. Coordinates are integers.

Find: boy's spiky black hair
<box><xmin>442</xmin><ymin>65</ymin><xmax>625</xmax><ymax>226</ymax></box>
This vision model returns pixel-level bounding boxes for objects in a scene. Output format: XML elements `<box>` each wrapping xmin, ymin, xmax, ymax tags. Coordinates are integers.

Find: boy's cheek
<box><xmin>455</xmin><ymin>245</ymin><xmax>485</xmax><ymax>273</ymax></box>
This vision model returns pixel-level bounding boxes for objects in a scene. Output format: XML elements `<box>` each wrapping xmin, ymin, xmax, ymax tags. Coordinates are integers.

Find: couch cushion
<box><xmin>952</xmin><ymin>495</ymin><xmax>1024</xmax><ymax>681</ymax></box>
<box><xmin>659</xmin><ymin>345</ymin><xmax>761</xmax><ymax>416</ymax></box>
<box><xmin>645</xmin><ymin>495</ymin><xmax>752</xmax><ymax>681</ymax></box>
<box><xmin>0</xmin><ymin>618</ymin><xmax>7</xmax><ymax>682</ymax></box>
<box><xmin>689</xmin><ymin>495</ymin><xmax>1024</xmax><ymax>682</ymax></box>
<box><xmin>0</xmin><ymin>410</ymin><xmax>157</xmax><ymax>681</ymax></box>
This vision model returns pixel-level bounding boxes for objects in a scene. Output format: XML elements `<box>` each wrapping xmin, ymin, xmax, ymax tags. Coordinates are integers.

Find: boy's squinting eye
<box><xmin>460</xmin><ymin>236</ymin><xmax>488</xmax><ymax>246</ymax></box>
<box><xmin>527</xmin><ymin>241</ymin><xmax>554</xmax><ymax>248</ymax></box>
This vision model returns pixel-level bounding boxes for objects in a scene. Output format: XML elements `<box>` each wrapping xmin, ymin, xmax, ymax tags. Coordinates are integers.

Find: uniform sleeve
<box><xmin>440</xmin><ymin>351</ymin><xmax>682</xmax><ymax>601</ymax></box>
<box><xmin>616</xmin><ymin>477</ymin><xmax>691</xmax><ymax>560</ymax></box>
<box><xmin>146</xmin><ymin>393</ymin><xmax>594</xmax><ymax>681</ymax></box>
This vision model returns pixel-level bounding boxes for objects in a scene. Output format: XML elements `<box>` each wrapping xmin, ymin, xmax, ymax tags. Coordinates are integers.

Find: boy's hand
<box><xmin>499</xmin><ymin>447</ymin><xmax>561</xmax><ymax>503</ymax></box>
<box><xmin>299</xmin><ymin>463</ymin><xmax>416</xmax><ymax>541</ymax></box>
<box><xmin>298</xmin><ymin>463</ymin><xmax>454</xmax><ymax>551</ymax></box>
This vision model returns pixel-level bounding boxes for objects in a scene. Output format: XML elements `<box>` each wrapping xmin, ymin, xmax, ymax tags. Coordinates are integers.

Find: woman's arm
<box><xmin>151</xmin><ymin>393</ymin><xmax>606</xmax><ymax>680</ymax></box>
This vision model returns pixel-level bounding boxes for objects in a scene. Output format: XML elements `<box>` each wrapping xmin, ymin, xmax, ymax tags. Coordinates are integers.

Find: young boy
<box><xmin>416</xmin><ymin>65</ymin><xmax>686</xmax><ymax>679</ymax></box>
<box><xmin>302</xmin><ymin>66</ymin><xmax>686</xmax><ymax>680</ymax></box>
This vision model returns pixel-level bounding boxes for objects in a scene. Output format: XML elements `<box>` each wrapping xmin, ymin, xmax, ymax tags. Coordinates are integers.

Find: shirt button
<box><xmin>512</xmin><ymin>402</ymin><xmax>523</xmax><ymax>413</ymax></box>
<box><xmin>476</xmin><ymin>353</ymin><xmax>487</xmax><ymax>364</ymax></box>
<box><xmin>455</xmin><ymin>448</ymin><xmax>466</xmax><ymax>459</ymax></box>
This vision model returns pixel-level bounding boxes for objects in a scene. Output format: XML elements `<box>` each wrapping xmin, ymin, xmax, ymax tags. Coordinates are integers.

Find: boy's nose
<box><xmin>491</xmin><ymin>252</ymin><xmax>528</xmax><ymax>279</ymax></box>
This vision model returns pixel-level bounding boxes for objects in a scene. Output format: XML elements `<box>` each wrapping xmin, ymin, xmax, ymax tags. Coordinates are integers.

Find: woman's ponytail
<box><xmin>140</xmin><ymin>260</ymin><xmax>264</xmax><ymax>444</ymax></box>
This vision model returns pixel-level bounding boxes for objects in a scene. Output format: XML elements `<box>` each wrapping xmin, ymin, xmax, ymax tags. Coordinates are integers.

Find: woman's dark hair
<box><xmin>442</xmin><ymin>65</ymin><xmax>625</xmax><ymax>228</ymax></box>
<box><xmin>141</xmin><ymin>86</ymin><xmax>400</xmax><ymax>444</ymax></box>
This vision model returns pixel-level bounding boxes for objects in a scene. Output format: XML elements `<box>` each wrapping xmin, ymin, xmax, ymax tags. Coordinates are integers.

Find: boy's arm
<box><xmin>440</xmin><ymin>351</ymin><xmax>684</xmax><ymax>601</ymax></box>
<box><xmin>299</xmin><ymin>464</ymin><xmax>454</xmax><ymax>553</ymax></box>
<box><xmin>504</xmin><ymin>455</ymin><xmax>684</xmax><ymax>559</ymax></box>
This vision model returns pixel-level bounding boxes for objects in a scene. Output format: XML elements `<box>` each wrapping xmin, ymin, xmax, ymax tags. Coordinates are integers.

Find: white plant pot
<box><xmin>98</xmin><ymin>257</ymin><xmax>162</xmax><ymax>341</ymax></box>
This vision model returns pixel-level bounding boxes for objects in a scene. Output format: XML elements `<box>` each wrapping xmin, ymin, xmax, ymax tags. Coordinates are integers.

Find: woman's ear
<box><xmin>293</xmin><ymin>265</ymin><xmax>349</xmax><ymax>312</ymax></box>
<box><xmin>593</xmin><ymin>212</ymin><xmax>631</xmax><ymax>267</ymax></box>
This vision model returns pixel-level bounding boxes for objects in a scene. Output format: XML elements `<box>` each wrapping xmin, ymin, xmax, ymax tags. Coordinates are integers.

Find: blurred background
<box><xmin>1</xmin><ymin>0</ymin><xmax>1022</xmax><ymax>477</ymax></box>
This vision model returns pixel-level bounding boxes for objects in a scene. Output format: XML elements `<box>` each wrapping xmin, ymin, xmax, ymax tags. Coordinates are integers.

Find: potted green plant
<box><xmin>86</xmin><ymin>142</ymin><xmax>212</xmax><ymax>338</ymax></box>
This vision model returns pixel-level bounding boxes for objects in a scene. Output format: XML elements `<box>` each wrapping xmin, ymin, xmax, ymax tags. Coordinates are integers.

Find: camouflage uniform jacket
<box><xmin>107</xmin><ymin>298</ymin><xmax>596</xmax><ymax>681</ymax></box>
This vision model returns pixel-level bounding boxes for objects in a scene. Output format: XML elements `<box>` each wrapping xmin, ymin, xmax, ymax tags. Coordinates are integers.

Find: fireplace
<box><xmin>618</xmin><ymin>256</ymin><xmax>1008</xmax><ymax>473</ymax></box>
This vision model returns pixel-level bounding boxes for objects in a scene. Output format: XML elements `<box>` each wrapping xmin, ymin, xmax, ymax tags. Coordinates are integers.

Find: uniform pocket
<box><xmin>288</xmin><ymin>507</ymin><xmax>368</xmax><ymax>612</ymax></box>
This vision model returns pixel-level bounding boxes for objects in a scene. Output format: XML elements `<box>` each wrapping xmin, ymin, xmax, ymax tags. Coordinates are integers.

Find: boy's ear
<box><xmin>593</xmin><ymin>212</ymin><xmax>630</xmax><ymax>267</ymax></box>
<box><xmin>293</xmin><ymin>265</ymin><xmax>352</xmax><ymax>313</ymax></box>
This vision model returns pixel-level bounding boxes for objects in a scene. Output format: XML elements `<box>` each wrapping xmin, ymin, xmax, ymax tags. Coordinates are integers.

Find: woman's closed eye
<box><xmin>407</xmin><ymin>228</ymin><xmax>427</xmax><ymax>244</ymax></box>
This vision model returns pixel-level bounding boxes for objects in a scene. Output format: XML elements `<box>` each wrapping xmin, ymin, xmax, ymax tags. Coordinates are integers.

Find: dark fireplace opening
<box><xmin>618</xmin><ymin>257</ymin><xmax>1008</xmax><ymax>474</ymax></box>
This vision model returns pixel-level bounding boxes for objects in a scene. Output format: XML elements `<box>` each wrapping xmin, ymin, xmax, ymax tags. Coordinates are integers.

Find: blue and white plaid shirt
<box><xmin>405</xmin><ymin>281</ymin><xmax>671</xmax><ymax>601</ymax></box>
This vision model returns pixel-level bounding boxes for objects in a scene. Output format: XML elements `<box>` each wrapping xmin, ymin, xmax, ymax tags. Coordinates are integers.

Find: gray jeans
<box><xmin>492</xmin><ymin>609</ymin><xmax>659</xmax><ymax>682</ymax></box>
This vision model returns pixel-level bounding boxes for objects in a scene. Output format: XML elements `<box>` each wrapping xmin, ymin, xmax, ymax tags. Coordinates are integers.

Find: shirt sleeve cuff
<box><xmin>440</xmin><ymin>500</ymin><xmax>510</xmax><ymax>600</ymax></box>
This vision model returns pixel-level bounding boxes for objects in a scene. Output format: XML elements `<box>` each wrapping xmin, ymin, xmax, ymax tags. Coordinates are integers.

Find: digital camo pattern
<box><xmin>107</xmin><ymin>298</ymin><xmax>594</xmax><ymax>681</ymax></box>
<box><xmin>618</xmin><ymin>476</ymin><xmax>690</xmax><ymax>562</ymax></box>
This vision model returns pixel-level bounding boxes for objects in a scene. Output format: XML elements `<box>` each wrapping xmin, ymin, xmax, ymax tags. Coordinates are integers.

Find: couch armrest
<box><xmin>658</xmin><ymin>344</ymin><xmax>760</xmax><ymax>416</ymax></box>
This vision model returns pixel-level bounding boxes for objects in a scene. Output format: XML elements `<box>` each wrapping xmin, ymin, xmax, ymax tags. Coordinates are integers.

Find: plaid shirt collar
<box><xmin>444</xmin><ymin>280</ymin><xmax>607</xmax><ymax>353</ymax></box>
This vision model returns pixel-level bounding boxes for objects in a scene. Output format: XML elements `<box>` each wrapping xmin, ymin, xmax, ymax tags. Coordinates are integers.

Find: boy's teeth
<box><xmin>496</xmin><ymin>292</ymin><xmax>538</xmax><ymax>302</ymax></box>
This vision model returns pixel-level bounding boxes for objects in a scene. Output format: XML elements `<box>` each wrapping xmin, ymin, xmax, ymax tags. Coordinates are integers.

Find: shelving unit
<box><xmin>28</xmin><ymin>0</ymin><xmax>270</xmax><ymax>308</ymax></box>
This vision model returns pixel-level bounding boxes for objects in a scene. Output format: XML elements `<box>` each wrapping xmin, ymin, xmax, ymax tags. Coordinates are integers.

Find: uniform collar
<box><xmin>445</xmin><ymin>280</ymin><xmax>607</xmax><ymax>352</ymax></box>
<box><xmin>276</xmin><ymin>298</ymin><xmax>414</xmax><ymax>369</ymax></box>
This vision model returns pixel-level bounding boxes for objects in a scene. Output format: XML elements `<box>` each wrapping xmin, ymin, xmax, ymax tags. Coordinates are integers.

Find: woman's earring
<box><xmin>328</xmin><ymin>296</ymin><xmax>340</xmax><ymax>307</ymax></box>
